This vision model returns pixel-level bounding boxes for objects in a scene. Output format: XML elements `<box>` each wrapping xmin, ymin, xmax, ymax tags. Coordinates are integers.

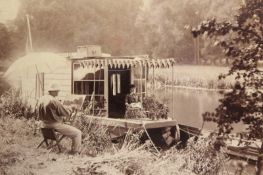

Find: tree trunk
<box><xmin>225</xmin><ymin>57</ymin><xmax>229</xmax><ymax>65</ymax></box>
<box><xmin>256</xmin><ymin>142</ymin><xmax>263</xmax><ymax>175</ymax></box>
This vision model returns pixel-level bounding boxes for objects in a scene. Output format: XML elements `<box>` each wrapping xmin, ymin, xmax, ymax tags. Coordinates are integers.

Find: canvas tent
<box><xmin>4</xmin><ymin>52</ymin><xmax>71</xmax><ymax>106</ymax></box>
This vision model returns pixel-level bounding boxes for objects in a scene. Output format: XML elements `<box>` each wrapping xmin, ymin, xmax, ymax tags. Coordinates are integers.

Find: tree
<box><xmin>13</xmin><ymin>0</ymin><xmax>143</xmax><ymax>55</ymax></box>
<box><xmin>136</xmin><ymin>0</ymin><xmax>240</xmax><ymax>63</ymax></box>
<box><xmin>192</xmin><ymin>0</ymin><xmax>263</xmax><ymax>174</ymax></box>
<box><xmin>0</xmin><ymin>23</ymin><xmax>13</xmax><ymax>61</ymax></box>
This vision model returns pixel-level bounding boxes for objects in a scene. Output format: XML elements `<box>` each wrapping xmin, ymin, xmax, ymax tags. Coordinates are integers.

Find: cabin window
<box><xmin>72</xmin><ymin>62</ymin><xmax>106</xmax><ymax>116</ymax></box>
<box><xmin>132</xmin><ymin>66</ymin><xmax>147</xmax><ymax>100</ymax></box>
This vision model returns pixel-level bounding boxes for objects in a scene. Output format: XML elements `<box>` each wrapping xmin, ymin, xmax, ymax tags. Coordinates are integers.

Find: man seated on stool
<box><xmin>37</xmin><ymin>83</ymin><xmax>82</xmax><ymax>154</ymax></box>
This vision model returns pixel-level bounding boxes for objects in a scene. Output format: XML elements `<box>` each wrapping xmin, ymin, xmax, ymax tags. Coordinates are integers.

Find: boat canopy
<box><xmin>72</xmin><ymin>57</ymin><xmax>176</xmax><ymax>69</ymax></box>
<box><xmin>70</xmin><ymin>56</ymin><xmax>177</xmax><ymax>118</ymax></box>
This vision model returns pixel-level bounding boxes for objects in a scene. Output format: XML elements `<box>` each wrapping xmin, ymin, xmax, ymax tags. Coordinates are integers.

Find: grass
<box><xmin>0</xmin><ymin>117</ymin><xmax>237</xmax><ymax>175</ymax></box>
<box><xmin>0</xmin><ymin>116</ymin><xmax>241</xmax><ymax>175</ymax></box>
<box><xmin>152</xmin><ymin>65</ymin><xmax>234</xmax><ymax>90</ymax></box>
<box><xmin>0</xmin><ymin>89</ymin><xmax>255</xmax><ymax>175</ymax></box>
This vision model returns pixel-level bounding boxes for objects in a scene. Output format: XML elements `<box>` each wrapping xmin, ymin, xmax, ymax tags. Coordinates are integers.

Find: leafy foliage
<box><xmin>136</xmin><ymin>0</ymin><xmax>240</xmax><ymax>62</ymax></box>
<box><xmin>0</xmin><ymin>89</ymin><xmax>34</xmax><ymax>119</ymax></box>
<box><xmin>0</xmin><ymin>78</ymin><xmax>11</xmax><ymax>95</ymax></box>
<box><xmin>193</xmin><ymin>0</ymin><xmax>263</xmax><ymax>172</ymax></box>
<box><xmin>0</xmin><ymin>89</ymin><xmax>229</xmax><ymax>175</ymax></box>
<box><xmin>13</xmin><ymin>0</ymin><xmax>143</xmax><ymax>55</ymax></box>
<box><xmin>124</xmin><ymin>95</ymin><xmax>168</xmax><ymax>120</ymax></box>
<box><xmin>73</xmin><ymin>135</ymin><xmax>227</xmax><ymax>175</ymax></box>
<box><xmin>0</xmin><ymin>23</ymin><xmax>13</xmax><ymax>60</ymax></box>
<box><xmin>182</xmin><ymin>136</ymin><xmax>227</xmax><ymax>175</ymax></box>
<box><xmin>193</xmin><ymin>0</ymin><xmax>263</xmax><ymax>139</ymax></box>
<box><xmin>1</xmin><ymin>0</ymin><xmax>242</xmax><ymax>64</ymax></box>
<box><xmin>142</xmin><ymin>95</ymin><xmax>169</xmax><ymax>120</ymax></box>
<box><xmin>73</xmin><ymin>114</ymin><xmax>112</xmax><ymax>156</ymax></box>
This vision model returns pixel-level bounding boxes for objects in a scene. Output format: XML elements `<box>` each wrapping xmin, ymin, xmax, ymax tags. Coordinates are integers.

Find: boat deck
<box><xmin>84</xmin><ymin>115</ymin><xmax>260</xmax><ymax>161</ymax></box>
<box><xmin>85</xmin><ymin>115</ymin><xmax>178</xmax><ymax>129</ymax></box>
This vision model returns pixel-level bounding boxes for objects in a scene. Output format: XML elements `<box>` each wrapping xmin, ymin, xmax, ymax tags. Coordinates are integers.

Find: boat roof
<box><xmin>71</xmin><ymin>56</ymin><xmax>176</xmax><ymax>68</ymax></box>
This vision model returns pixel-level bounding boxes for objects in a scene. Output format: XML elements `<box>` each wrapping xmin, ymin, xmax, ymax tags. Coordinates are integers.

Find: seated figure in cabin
<box><xmin>37</xmin><ymin>83</ymin><xmax>82</xmax><ymax>154</ymax></box>
<box><xmin>125</xmin><ymin>84</ymin><xmax>146</xmax><ymax>119</ymax></box>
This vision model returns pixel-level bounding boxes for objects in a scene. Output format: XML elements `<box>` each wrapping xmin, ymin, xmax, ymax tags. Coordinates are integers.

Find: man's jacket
<box><xmin>38</xmin><ymin>95</ymin><xmax>69</xmax><ymax>123</ymax></box>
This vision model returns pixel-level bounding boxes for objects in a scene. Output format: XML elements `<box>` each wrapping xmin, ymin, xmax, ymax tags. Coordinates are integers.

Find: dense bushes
<box><xmin>71</xmin><ymin>114</ymin><xmax>227</xmax><ymax>175</ymax></box>
<box><xmin>0</xmin><ymin>89</ymin><xmax>24</xmax><ymax>118</ymax></box>
<box><xmin>0</xmin><ymin>78</ymin><xmax>10</xmax><ymax>95</ymax></box>
<box><xmin>0</xmin><ymin>111</ymin><xmax>229</xmax><ymax>175</ymax></box>
<box><xmin>0</xmin><ymin>88</ymin><xmax>229</xmax><ymax>175</ymax></box>
<box><xmin>0</xmin><ymin>89</ymin><xmax>35</xmax><ymax>119</ymax></box>
<box><xmin>142</xmin><ymin>95</ymin><xmax>169</xmax><ymax>120</ymax></box>
<box><xmin>183</xmin><ymin>136</ymin><xmax>227</xmax><ymax>175</ymax></box>
<box><xmin>73</xmin><ymin>114</ymin><xmax>113</xmax><ymax>156</ymax></box>
<box><xmin>73</xmin><ymin>135</ymin><xmax>227</xmax><ymax>175</ymax></box>
<box><xmin>124</xmin><ymin>95</ymin><xmax>169</xmax><ymax>120</ymax></box>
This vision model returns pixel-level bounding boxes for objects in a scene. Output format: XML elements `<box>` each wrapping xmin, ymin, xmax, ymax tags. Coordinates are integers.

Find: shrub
<box><xmin>142</xmin><ymin>95</ymin><xmax>169</xmax><ymax>120</ymax></box>
<box><xmin>0</xmin><ymin>89</ymin><xmax>24</xmax><ymax>118</ymax></box>
<box><xmin>73</xmin><ymin>114</ymin><xmax>113</xmax><ymax>156</ymax></box>
<box><xmin>182</xmin><ymin>136</ymin><xmax>227</xmax><ymax>175</ymax></box>
<box><xmin>0</xmin><ymin>89</ymin><xmax>35</xmax><ymax>119</ymax></box>
<box><xmin>73</xmin><ymin>134</ymin><xmax>227</xmax><ymax>175</ymax></box>
<box><xmin>144</xmin><ymin>136</ymin><xmax>227</xmax><ymax>175</ymax></box>
<box><xmin>0</xmin><ymin>78</ymin><xmax>10</xmax><ymax>95</ymax></box>
<box><xmin>123</xmin><ymin>95</ymin><xmax>168</xmax><ymax>120</ymax></box>
<box><xmin>73</xmin><ymin>139</ymin><xmax>151</xmax><ymax>175</ymax></box>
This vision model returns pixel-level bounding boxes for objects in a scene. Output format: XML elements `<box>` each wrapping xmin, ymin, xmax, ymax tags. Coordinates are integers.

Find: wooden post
<box><xmin>193</xmin><ymin>38</ymin><xmax>197</xmax><ymax>64</ymax></box>
<box><xmin>104</xmin><ymin>59</ymin><xmax>109</xmax><ymax>117</ymax></box>
<box><xmin>26</xmin><ymin>14</ymin><xmax>33</xmax><ymax>52</ymax></box>
<box><xmin>256</xmin><ymin>141</ymin><xmax>263</xmax><ymax>175</ymax></box>
<box><xmin>172</xmin><ymin>65</ymin><xmax>174</xmax><ymax>118</ymax></box>
<box><xmin>93</xmin><ymin>66</ymin><xmax>96</xmax><ymax>116</ymax></box>
<box><xmin>81</xmin><ymin>81</ymin><xmax>83</xmax><ymax>94</ymax></box>
<box><xmin>153</xmin><ymin>67</ymin><xmax>155</xmax><ymax>92</ymax></box>
<box><xmin>145</xmin><ymin>65</ymin><xmax>147</xmax><ymax>96</ymax></box>
<box><xmin>71</xmin><ymin>61</ymin><xmax>74</xmax><ymax>94</ymax></box>
<box><xmin>197</xmin><ymin>36</ymin><xmax>200</xmax><ymax>64</ymax></box>
<box><xmin>140</xmin><ymin>63</ymin><xmax>143</xmax><ymax>102</ymax></box>
<box><xmin>42</xmin><ymin>73</ymin><xmax>45</xmax><ymax>97</ymax></box>
<box><xmin>35</xmin><ymin>74</ymin><xmax>37</xmax><ymax>99</ymax></box>
<box><xmin>164</xmin><ymin>69</ymin><xmax>167</xmax><ymax>100</ymax></box>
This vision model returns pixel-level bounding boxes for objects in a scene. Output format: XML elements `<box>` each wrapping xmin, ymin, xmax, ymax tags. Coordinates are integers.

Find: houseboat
<box><xmin>5</xmin><ymin>45</ymin><xmax>184</xmax><ymax>148</ymax></box>
<box><xmin>68</xmin><ymin>45</ymin><xmax>182</xmax><ymax>148</ymax></box>
<box><xmin>6</xmin><ymin>45</ymin><xmax>259</xmax><ymax>158</ymax></box>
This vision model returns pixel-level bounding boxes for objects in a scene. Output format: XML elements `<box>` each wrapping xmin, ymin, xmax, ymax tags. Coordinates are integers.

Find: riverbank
<box><xmin>163</xmin><ymin>85</ymin><xmax>231</xmax><ymax>92</ymax></box>
<box><xmin>153</xmin><ymin>65</ymin><xmax>233</xmax><ymax>90</ymax></box>
<box><xmin>0</xmin><ymin>116</ymin><xmax>255</xmax><ymax>175</ymax></box>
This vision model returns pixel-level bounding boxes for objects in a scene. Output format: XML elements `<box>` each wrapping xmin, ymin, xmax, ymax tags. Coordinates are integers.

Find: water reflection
<box><xmin>156</xmin><ymin>87</ymin><xmax>221</xmax><ymax>131</ymax></box>
<box><xmin>156</xmin><ymin>87</ymin><xmax>246</xmax><ymax>132</ymax></box>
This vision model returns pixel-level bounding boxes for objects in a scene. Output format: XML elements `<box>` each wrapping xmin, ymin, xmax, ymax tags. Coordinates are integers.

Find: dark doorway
<box><xmin>108</xmin><ymin>67</ymin><xmax>131</xmax><ymax>118</ymax></box>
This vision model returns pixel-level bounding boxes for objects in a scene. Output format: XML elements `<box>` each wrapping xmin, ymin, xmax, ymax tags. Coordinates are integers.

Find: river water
<box><xmin>156</xmin><ymin>87</ymin><xmax>244</xmax><ymax>132</ymax></box>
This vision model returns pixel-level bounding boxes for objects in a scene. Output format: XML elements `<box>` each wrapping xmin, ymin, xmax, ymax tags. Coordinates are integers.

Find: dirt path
<box><xmin>0</xmin><ymin>118</ymin><xmax>93</xmax><ymax>175</ymax></box>
<box><xmin>1</xmin><ymin>138</ymin><xmax>94</xmax><ymax>175</ymax></box>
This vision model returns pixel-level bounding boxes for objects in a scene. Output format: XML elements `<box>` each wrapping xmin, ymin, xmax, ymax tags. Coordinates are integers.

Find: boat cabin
<box><xmin>70</xmin><ymin>54</ymin><xmax>175</xmax><ymax>119</ymax></box>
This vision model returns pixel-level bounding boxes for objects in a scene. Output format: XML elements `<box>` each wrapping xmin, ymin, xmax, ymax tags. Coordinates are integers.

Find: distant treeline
<box><xmin>0</xmin><ymin>0</ymin><xmax>241</xmax><ymax>65</ymax></box>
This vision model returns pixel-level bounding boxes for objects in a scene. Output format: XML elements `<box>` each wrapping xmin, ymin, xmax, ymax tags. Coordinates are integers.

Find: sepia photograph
<box><xmin>0</xmin><ymin>0</ymin><xmax>262</xmax><ymax>174</ymax></box>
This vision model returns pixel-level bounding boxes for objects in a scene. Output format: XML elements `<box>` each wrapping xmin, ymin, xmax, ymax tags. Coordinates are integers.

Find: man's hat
<box><xmin>48</xmin><ymin>83</ymin><xmax>60</xmax><ymax>92</ymax></box>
